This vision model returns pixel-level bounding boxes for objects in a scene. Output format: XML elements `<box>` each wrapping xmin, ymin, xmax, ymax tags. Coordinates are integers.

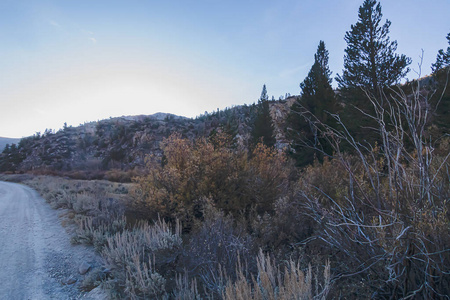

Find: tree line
<box><xmin>251</xmin><ymin>0</ymin><xmax>449</xmax><ymax>167</ymax></box>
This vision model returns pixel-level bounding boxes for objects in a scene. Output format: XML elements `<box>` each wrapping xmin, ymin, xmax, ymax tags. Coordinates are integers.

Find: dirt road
<box><xmin>0</xmin><ymin>181</ymin><xmax>103</xmax><ymax>299</ymax></box>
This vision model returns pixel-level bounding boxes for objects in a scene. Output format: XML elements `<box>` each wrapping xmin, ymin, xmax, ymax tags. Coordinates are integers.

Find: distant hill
<box><xmin>0</xmin><ymin>69</ymin><xmax>448</xmax><ymax>181</ymax></box>
<box><xmin>0</xmin><ymin>105</ymin><xmax>293</xmax><ymax>179</ymax></box>
<box><xmin>0</xmin><ymin>137</ymin><xmax>20</xmax><ymax>152</ymax></box>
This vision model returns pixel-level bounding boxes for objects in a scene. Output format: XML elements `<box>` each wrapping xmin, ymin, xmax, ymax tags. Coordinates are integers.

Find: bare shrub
<box><xmin>251</xmin><ymin>196</ymin><xmax>314</xmax><ymax>255</ymax></box>
<box><xmin>223</xmin><ymin>250</ymin><xmax>331</xmax><ymax>300</ymax></box>
<box><xmin>124</xmin><ymin>255</ymin><xmax>167</xmax><ymax>300</ymax></box>
<box><xmin>185</xmin><ymin>203</ymin><xmax>253</xmax><ymax>296</ymax></box>
<box><xmin>24</xmin><ymin>176</ymin><xmax>128</xmax><ymax>253</ymax></box>
<box><xmin>72</xmin><ymin>215</ymin><xmax>127</xmax><ymax>251</ymax></box>
<box><xmin>104</xmin><ymin>168</ymin><xmax>140</xmax><ymax>183</ymax></box>
<box><xmin>172</xmin><ymin>272</ymin><xmax>201</xmax><ymax>300</ymax></box>
<box><xmin>294</xmin><ymin>79</ymin><xmax>450</xmax><ymax>297</ymax></box>
<box><xmin>102</xmin><ymin>218</ymin><xmax>182</xmax><ymax>299</ymax></box>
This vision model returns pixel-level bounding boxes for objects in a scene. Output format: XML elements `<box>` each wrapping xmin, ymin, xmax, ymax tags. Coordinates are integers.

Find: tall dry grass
<box><xmin>223</xmin><ymin>250</ymin><xmax>330</xmax><ymax>300</ymax></box>
<box><xmin>102</xmin><ymin>218</ymin><xmax>182</xmax><ymax>299</ymax></box>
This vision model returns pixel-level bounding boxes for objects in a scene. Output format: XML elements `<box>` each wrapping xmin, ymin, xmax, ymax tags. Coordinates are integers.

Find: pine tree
<box><xmin>286</xmin><ymin>41</ymin><xmax>338</xmax><ymax>166</ymax></box>
<box><xmin>2</xmin><ymin>144</ymin><xmax>10</xmax><ymax>154</ymax></box>
<box><xmin>299</xmin><ymin>41</ymin><xmax>337</xmax><ymax>123</ymax></box>
<box><xmin>260</xmin><ymin>84</ymin><xmax>268</xmax><ymax>102</ymax></box>
<box><xmin>252</xmin><ymin>84</ymin><xmax>276</xmax><ymax>148</ymax></box>
<box><xmin>431</xmin><ymin>32</ymin><xmax>450</xmax><ymax>73</ymax></box>
<box><xmin>430</xmin><ymin>32</ymin><xmax>450</xmax><ymax>132</ymax></box>
<box><xmin>336</xmin><ymin>0</ymin><xmax>411</xmax><ymax>96</ymax></box>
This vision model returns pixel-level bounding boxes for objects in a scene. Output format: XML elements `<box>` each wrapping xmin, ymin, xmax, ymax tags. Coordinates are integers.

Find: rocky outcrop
<box><xmin>270</xmin><ymin>96</ymin><xmax>297</xmax><ymax>150</ymax></box>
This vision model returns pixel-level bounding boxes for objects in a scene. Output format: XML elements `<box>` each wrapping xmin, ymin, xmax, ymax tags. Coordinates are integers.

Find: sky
<box><xmin>0</xmin><ymin>0</ymin><xmax>449</xmax><ymax>138</ymax></box>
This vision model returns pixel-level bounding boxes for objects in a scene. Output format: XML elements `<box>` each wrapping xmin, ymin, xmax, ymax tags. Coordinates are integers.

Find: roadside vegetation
<box><xmin>1</xmin><ymin>0</ymin><xmax>449</xmax><ymax>299</ymax></box>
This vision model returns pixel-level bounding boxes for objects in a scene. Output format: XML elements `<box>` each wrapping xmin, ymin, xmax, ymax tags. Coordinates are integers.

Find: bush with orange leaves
<box><xmin>132</xmin><ymin>131</ymin><xmax>292</xmax><ymax>226</ymax></box>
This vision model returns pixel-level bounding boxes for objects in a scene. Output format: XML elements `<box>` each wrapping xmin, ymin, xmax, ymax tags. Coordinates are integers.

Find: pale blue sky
<box><xmin>1</xmin><ymin>0</ymin><xmax>449</xmax><ymax>137</ymax></box>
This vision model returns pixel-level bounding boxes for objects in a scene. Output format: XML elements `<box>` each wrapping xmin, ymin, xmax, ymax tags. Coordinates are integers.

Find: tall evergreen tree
<box><xmin>260</xmin><ymin>84</ymin><xmax>268</xmax><ymax>102</ymax></box>
<box><xmin>252</xmin><ymin>84</ymin><xmax>276</xmax><ymax>147</ymax></box>
<box><xmin>336</xmin><ymin>0</ymin><xmax>411</xmax><ymax>96</ymax></box>
<box><xmin>430</xmin><ymin>32</ymin><xmax>450</xmax><ymax>132</ymax></box>
<box><xmin>431</xmin><ymin>32</ymin><xmax>450</xmax><ymax>73</ymax></box>
<box><xmin>299</xmin><ymin>41</ymin><xmax>337</xmax><ymax>123</ymax></box>
<box><xmin>286</xmin><ymin>41</ymin><xmax>338</xmax><ymax>166</ymax></box>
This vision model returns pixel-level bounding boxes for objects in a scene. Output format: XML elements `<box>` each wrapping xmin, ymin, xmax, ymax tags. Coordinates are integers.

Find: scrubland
<box><xmin>17</xmin><ymin>100</ymin><xmax>450</xmax><ymax>299</ymax></box>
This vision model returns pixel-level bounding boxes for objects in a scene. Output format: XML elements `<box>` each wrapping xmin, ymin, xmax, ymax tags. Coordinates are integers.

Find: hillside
<box><xmin>1</xmin><ymin>74</ymin><xmax>448</xmax><ymax>299</ymax></box>
<box><xmin>0</xmin><ymin>102</ymin><xmax>294</xmax><ymax>179</ymax></box>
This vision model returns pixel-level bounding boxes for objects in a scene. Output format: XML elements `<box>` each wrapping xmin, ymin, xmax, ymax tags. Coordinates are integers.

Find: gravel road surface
<box><xmin>0</xmin><ymin>181</ymin><xmax>104</xmax><ymax>299</ymax></box>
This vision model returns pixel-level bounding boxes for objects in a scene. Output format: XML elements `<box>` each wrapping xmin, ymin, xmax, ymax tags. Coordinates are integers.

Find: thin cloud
<box><xmin>83</xmin><ymin>29</ymin><xmax>95</xmax><ymax>35</ymax></box>
<box><xmin>48</xmin><ymin>20</ymin><xmax>61</xmax><ymax>28</ymax></box>
<box><xmin>89</xmin><ymin>37</ymin><xmax>97</xmax><ymax>44</ymax></box>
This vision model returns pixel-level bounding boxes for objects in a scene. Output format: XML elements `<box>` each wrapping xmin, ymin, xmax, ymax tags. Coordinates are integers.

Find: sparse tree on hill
<box><xmin>432</xmin><ymin>32</ymin><xmax>450</xmax><ymax>73</ymax></box>
<box><xmin>252</xmin><ymin>84</ymin><xmax>276</xmax><ymax>147</ymax></box>
<box><xmin>2</xmin><ymin>144</ymin><xmax>10</xmax><ymax>155</ymax></box>
<box><xmin>336</xmin><ymin>0</ymin><xmax>411</xmax><ymax>96</ymax></box>
<box><xmin>260</xmin><ymin>84</ymin><xmax>268</xmax><ymax>102</ymax></box>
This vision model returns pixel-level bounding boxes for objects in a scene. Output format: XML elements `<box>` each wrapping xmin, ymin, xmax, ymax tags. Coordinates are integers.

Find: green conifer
<box><xmin>252</xmin><ymin>84</ymin><xmax>276</xmax><ymax>148</ymax></box>
<box><xmin>432</xmin><ymin>33</ymin><xmax>450</xmax><ymax>73</ymax></box>
<box><xmin>287</xmin><ymin>41</ymin><xmax>338</xmax><ymax>166</ymax></box>
<box><xmin>336</xmin><ymin>0</ymin><xmax>411</xmax><ymax>96</ymax></box>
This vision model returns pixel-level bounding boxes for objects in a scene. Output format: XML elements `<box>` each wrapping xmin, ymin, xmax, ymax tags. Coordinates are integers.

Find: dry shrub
<box><xmin>251</xmin><ymin>196</ymin><xmax>314</xmax><ymax>254</ymax></box>
<box><xmin>247</xmin><ymin>143</ymin><xmax>292</xmax><ymax>214</ymax></box>
<box><xmin>172</xmin><ymin>272</ymin><xmax>201</xmax><ymax>300</ymax></box>
<box><xmin>72</xmin><ymin>192</ymin><xmax>98</xmax><ymax>213</ymax></box>
<box><xmin>24</xmin><ymin>176</ymin><xmax>128</xmax><ymax>253</ymax></box>
<box><xmin>295</xmin><ymin>83</ymin><xmax>450</xmax><ymax>298</ymax></box>
<box><xmin>185</xmin><ymin>203</ymin><xmax>253</xmax><ymax>296</ymax></box>
<box><xmin>124</xmin><ymin>255</ymin><xmax>166</xmax><ymax>300</ymax></box>
<box><xmin>72</xmin><ymin>215</ymin><xmax>127</xmax><ymax>251</ymax></box>
<box><xmin>132</xmin><ymin>132</ymin><xmax>246</xmax><ymax>222</ymax></box>
<box><xmin>105</xmin><ymin>168</ymin><xmax>140</xmax><ymax>183</ymax></box>
<box><xmin>133</xmin><ymin>131</ymin><xmax>292</xmax><ymax>226</ymax></box>
<box><xmin>223</xmin><ymin>250</ymin><xmax>331</xmax><ymax>300</ymax></box>
<box><xmin>102</xmin><ymin>218</ymin><xmax>182</xmax><ymax>299</ymax></box>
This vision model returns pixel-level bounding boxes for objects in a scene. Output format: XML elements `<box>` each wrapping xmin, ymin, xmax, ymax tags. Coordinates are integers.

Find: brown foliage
<box><xmin>295</xmin><ymin>84</ymin><xmax>450</xmax><ymax>298</ymax></box>
<box><xmin>132</xmin><ymin>131</ymin><xmax>292</xmax><ymax>224</ymax></box>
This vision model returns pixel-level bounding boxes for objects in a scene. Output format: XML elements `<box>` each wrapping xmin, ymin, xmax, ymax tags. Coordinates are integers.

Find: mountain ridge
<box><xmin>0</xmin><ymin>100</ymin><xmax>294</xmax><ymax>179</ymax></box>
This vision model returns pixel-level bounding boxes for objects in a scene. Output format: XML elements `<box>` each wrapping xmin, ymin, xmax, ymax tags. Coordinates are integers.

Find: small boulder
<box><xmin>79</xmin><ymin>261</ymin><xmax>91</xmax><ymax>275</ymax></box>
<box><xmin>85</xmin><ymin>286</ymin><xmax>108</xmax><ymax>300</ymax></box>
<box><xmin>64</xmin><ymin>275</ymin><xmax>77</xmax><ymax>285</ymax></box>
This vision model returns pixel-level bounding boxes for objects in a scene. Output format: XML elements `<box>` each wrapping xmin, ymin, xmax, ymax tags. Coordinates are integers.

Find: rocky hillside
<box><xmin>0</xmin><ymin>101</ymin><xmax>295</xmax><ymax>179</ymax></box>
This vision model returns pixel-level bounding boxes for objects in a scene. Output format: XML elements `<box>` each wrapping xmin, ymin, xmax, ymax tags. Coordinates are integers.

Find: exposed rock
<box><xmin>270</xmin><ymin>96</ymin><xmax>297</xmax><ymax>150</ymax></box>
<box><xmin>84</xmin><ymin>286</ymin><xmax>108</xmax><ymax>300</ymax></box>
<box><xmin>64</xmin><ymin>275</ymin><xmax>77</xmax><ymax>285</ymax></box>
<box><xmin>79</xmin><ymin>261</ymin><xmax>91</xmax><ymax>275</ymax></box>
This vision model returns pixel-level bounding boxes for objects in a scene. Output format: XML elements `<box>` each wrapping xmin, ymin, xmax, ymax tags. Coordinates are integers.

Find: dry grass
<box><xmin>173</xmin><ymin>272</ymin><xmax>201</xmax><ymax>300</ymax></box>
<box><xmin>72</xmin><ymin>215</ymin><xmax>127</xmax><ymax>251</ymax></box>
<box><xmin>223</xmin><ymin>250</ymin><xmax>330</xmax><ymax>300</ymax></box>
<box><xmin>102</xmin><ymin>218</ymin><xmax>182</xmax><ymax>299</ymax></box>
